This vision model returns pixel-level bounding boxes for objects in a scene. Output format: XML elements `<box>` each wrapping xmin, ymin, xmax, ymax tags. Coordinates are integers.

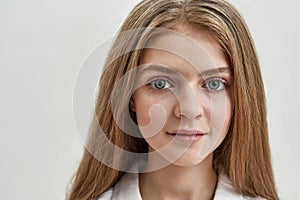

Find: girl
<box><xmin>68</xmin><ymin>0</ymin><xmax>279</xmax><ymax>199</ymax></box>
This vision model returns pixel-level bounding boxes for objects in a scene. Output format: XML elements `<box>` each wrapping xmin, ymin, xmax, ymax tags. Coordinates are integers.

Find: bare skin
<box><xmin>132</xmin><ymin>24</ymin><xmax>232</xmax><ymax>200</ymax></box>
<box><xmin>139</xmin><ymin>154</ymin><xmax>217</xmax><ymax>200</ymax></box>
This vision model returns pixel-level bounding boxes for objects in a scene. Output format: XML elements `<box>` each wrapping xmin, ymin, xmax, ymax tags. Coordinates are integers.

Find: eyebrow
<box><xmin>200</xmin><ymin>67</ymin><xmax>232</xmax><ymax>76</ymax></box>
<box><xmin>138</xmin><ymin>64</ymin><xmax>231</xmax><ymax>77</ymax></box>
<box><xmin>138</xmin><ymin>64</ymin><xmax>179</xmax><ymax>75</ymax></box>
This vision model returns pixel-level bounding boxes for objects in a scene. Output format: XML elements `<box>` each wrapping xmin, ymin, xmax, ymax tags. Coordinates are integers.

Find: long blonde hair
<box><xmin>68</xmin><ymin>0</ymin><xmax>279</xmax><ymax>199</ymax></box>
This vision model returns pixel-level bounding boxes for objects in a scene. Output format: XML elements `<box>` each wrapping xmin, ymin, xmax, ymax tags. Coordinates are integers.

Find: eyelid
<box><xmin>145</xmin><ymin>77</ymin><xmax>175</xmax><ymax>93</ymax></box>
<box><xmin>147</xmin><ymin>76</ymin><xmax>174</xmax><ymax>86</ymax></box>
<box><xmin>202</xmin><ymin>77</ymin><xmax>228</xmax><ymax>91</ymax></box>
<box><xmin>205</xmin><ymin>77</ymin><xmax>226</xmax><ymax>82</ymax></box>
<box><xmin>203</xmin><ymin>76</ymin><xmax>229</xmax><ymax>85</ymax></box>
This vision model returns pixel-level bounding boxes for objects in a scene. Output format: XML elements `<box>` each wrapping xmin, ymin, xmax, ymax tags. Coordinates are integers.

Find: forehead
<box><xmin>139</xmin><ymin>28</ymin><xmax>229</xmax><ymax>75</ymax></box>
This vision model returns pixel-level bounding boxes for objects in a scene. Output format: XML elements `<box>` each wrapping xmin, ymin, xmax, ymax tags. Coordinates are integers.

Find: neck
<box><xmin>139</xmin><ymin>154</ymin><xmax>217</xmax><ymax>200</ymax></box>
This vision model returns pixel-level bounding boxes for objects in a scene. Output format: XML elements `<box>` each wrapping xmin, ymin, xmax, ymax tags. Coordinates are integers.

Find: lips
<box><xmin>167</xmin><ymin>130</ymin><xmax>207</xmax><ymax>143</ymax></box>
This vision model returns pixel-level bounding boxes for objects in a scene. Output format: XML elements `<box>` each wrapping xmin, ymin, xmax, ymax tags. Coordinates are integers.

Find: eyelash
<box><xmin>146</xmin><ymin>77</ymin><xmax>229</xmax><ymax>93</ymax></box>
<box><xmin>203</xmin><ymin>78</ymin><xmax>228</xmax><ymax>92</ymax></box>
<box><xmin>146</xmin><ymin>78</ymin><xmax>174</xmax><ymax>92</ymax></box>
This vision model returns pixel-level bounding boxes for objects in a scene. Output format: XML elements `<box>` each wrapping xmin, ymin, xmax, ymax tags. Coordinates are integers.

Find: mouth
<box><xmin>167</xmin><ymin>130</ymin><xmax>207</xmax><ymax>143</ymax></box>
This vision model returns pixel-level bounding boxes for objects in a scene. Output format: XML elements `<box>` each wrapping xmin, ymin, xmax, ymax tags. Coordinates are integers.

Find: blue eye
<box><xmin>149</xmin><ymin>79</ymin><xmax>172</xmax><ymax>90</ymax></box>
<box><xmin>205</xmin><ymin>78</ymin><xmax>226</xmax><ymax>91</ymax></box>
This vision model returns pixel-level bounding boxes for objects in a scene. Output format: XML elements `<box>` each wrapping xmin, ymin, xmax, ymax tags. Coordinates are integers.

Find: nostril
<box><xmin>174</xmin><ymin>99</ymin><xmax>204</xmax><ymax>119</ymax></box>
<box><xmin>178</xmin><ymin>111</ymin><xmax>202</xmax><ymax>120</ymax></box>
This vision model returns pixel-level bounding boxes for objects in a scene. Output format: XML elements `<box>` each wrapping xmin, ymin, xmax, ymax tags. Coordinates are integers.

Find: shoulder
<box><xmin>97</xmin><ymin>188</ymin><xmax>113</xmax><ymax>200</ymax></box>
<box><xmin>214</xmin><ymin>173</ymin><xmax>266</xmax><ymax>200</ymax></box>
<box><xmin>97</xmin><ymin>172</ymin><xmax>266</xmax><ymax>200</ymax></box>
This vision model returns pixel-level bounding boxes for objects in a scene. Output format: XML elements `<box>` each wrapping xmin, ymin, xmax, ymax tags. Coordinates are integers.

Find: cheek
<box><xmin>210</xmin><ymin>92</ymin><xmax>232</xmax><ymax>126</ymax></box>
<box><xmin>134</xmin><ymin>98</ymin><xmax>168</xmax><ymax>125</ymax></box>
<box><xmin>212</xmin><ymin>94</ymin><xmax>233</xmax><ymax>144</ymax></box>
<box><xmin>134</xmin><ymin>95</ymin><xmax>173</xmax><ymax>138</ymax></box>
<box><xmin>197</xmin><ymin>93</ymin><xmax>233</xmax><ymax>159</ymax></box>
<box><xmin>134</xmin><ymin>101</ymin><xmax>153</xmax><ymax>127</ymax></box>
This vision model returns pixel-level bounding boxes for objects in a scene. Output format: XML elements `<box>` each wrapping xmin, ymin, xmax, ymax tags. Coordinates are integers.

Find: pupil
<box><xmin>155</xmin><ymin>80</ymin><xmax>166</xmax><ymax>89</ymax></box>
<box><xmin>209</xmin><ymin>81</ymin><xmax>219</xmax><ymax>89</ymax></box>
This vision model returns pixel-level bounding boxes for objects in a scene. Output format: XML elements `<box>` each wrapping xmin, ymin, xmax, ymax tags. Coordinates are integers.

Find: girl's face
<box><xmin>130</xmin><ymin>28</ymin><xmax>233</xmax><ymax>166</ymax></box>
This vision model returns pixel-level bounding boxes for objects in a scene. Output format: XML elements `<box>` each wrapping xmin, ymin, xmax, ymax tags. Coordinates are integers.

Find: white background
<box><xmin>0</xmin><ymin>0</ymin><xmax>299</xmax><ymax>199</ymax></box>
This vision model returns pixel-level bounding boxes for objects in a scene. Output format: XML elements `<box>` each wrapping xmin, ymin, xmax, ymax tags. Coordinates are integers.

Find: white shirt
<box><xmin>97</xmin><ymin>172</ymin><xmax>265</xmax><ymax>200</ymax></box>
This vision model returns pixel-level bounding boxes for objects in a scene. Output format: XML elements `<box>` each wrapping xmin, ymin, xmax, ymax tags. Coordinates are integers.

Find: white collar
<box><xmin>98</xmin><ymin>172</ymin><xmax>264</xmax><ymax>200</ymax></box>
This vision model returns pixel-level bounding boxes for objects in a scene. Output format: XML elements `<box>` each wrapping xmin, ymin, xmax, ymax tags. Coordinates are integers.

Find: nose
<box><xmin>174</xmin><ymin>83</ymin><xmax>204</xmax><ymax>120</ymax></box>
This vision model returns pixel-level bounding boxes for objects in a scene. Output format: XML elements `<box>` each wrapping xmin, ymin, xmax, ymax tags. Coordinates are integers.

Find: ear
<box><xmin>130</xmin><ymin>97</ymin><xmax>136</xmax><ymax>112</ymax></box>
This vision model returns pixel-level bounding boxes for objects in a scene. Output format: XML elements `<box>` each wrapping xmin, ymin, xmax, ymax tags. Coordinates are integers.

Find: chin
<box><xmin>171</xmin><ymin>150</ymin><xmax>210</xmax><ymax>167</ymax></box>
